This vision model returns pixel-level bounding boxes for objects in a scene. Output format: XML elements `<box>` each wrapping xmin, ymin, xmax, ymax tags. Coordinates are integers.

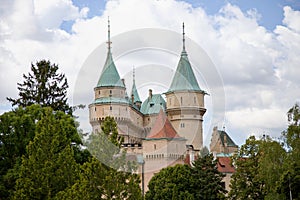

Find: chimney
<box><xmin>149</xmin><ymin>89</ymin><xmax>153</xmax><ymax>99</ymax></box>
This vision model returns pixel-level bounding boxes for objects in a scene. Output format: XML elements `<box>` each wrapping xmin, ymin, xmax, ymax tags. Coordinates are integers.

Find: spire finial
<box><xmin>107</xmin><ymin>16</ymin><xmax>112</xmax><ymax>51</ymax></box>
<box><xmin>133</xmin><ymin>66</ymin><xmax>135</xmax><ymax>84</ymax></box>
<box><xmin>182</xmin><ymin>22</ymin><xmax>186</xmax><ymax>51</ymax></box>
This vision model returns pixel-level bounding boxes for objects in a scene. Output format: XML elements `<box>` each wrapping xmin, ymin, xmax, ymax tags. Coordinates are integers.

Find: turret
<box><xmin>165</xmin><ymin>23</ymin><xmax>206</xmax><ymax>150</ymax></box>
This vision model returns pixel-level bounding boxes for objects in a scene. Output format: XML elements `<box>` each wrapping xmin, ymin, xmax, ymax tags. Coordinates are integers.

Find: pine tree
<box><xmin>7</xmin><ymin>60</ymin><xmax>72</xmax><ymax>114</ymax></box>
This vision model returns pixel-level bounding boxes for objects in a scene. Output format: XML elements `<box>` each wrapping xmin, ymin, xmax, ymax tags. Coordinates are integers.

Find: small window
<box><xmin>99</xmin><ymin>91</ymin><xmax>101</xmax><ymax>95</ymax></box>
<box><xmin>180</xmin><ymin>123</ymin><xmax>185</xmax><ymax>128</ymax></box>
<box><xmin>181</xmin><ymin>97</ymin><xmax>183</xmax><ymax>104</ymax></box>
<box><xmin>94</xmin><ymin>107</ymin><xmax>96</xmax><ymax>111</ymax></box>
<box><xmin>194</xmin><ymin>97</ymin><xmax>196</xmax><ymax>104</ymax></box>
<box><xmin>110</xmin><ymin>106</ymin><xmax>112</xmax><ymax>110</ymax></box>
<box><xmin>110</xmin><ymin>90</ymin><xmax>112</xmax><ymax>94</ymax></box>
<box><xmin>154</xmin><ymin>144</ymin><xmax>156</xmax><ymax>150</ymax></box>
<box><xmin>150</xmin><ymin>103</ymin><xmax>154</xmax><ymax>107</ymax></box>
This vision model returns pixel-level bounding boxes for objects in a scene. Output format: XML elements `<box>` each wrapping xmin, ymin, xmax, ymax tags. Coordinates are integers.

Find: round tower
<box><xmin>165</xmin><ymin>23</ymin><xmax>206</xmax><ymax>151</ymax></box>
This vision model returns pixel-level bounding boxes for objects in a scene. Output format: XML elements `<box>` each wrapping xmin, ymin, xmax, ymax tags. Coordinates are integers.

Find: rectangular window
<box><xmin>110</xmin><ymin>106</ymin><xmax>112</xmax><ymax>110</ymax></box>
<box><xmin>180</xmin><ymin>123</ymin><xmax>185</xmax><ymax>128</ymax></box>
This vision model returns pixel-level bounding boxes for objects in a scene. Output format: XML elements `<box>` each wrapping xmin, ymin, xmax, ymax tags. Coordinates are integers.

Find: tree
<box><xmin>13</xmin><ymin>108</ymin><xmax>80</xmax><ymax>199</ymax></box>
<box><xmin>0</xmin><ymin>105</ymin><xmax>85</xmax><ymax>198</ymax></box>
<box><xmin>0</xmin><ymin>105</ymin><xmax>44</xmax><ymax>198</ymax></box>
<box><xmin>58</xmin><ymin>116</ymin><xmax>142</xmax><ymax>200</ymax></box>
<box><xmin>228</xmin><ymin>136</ymin><xmax>264</xmax><ymax>200</ymax></box>
<box><xmin>7</xmin><ymin>60</ymin><xmax>72</xmax><ymax>114</ymax></box>
<box><xmin>190</xmin><ymin>154</ymin><xmax>226</xmax><ymax>199</ymax></box>
<box><xmin>228</xmin><ymin>135</ymin><xmax>288</xmax><ymax>200</ymax></box>
<box><xmin>146</xmin><ymin>154</ymin><xmax>225</xmax><ymax>200</ymax></box>
<box><xmin>278</xmin><ymin>103</ymin><xmax>300</xmax><ymax>199</ymax></box>
<box><xmin>145</xmin><ymin>164</ymin><xmax>193</xmax><ymax>200</ymax></box>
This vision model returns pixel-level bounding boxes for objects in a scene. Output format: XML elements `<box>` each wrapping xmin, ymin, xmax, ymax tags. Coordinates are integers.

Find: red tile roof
<box><xmin>146</xmin><ymin>109</ymin><xmax>181</xmax><ymax>139</ymax></box>
<box><xmin>217</xmin><ymin>157</ymin><xmax>235</xmax><ymax>173</ymax></box>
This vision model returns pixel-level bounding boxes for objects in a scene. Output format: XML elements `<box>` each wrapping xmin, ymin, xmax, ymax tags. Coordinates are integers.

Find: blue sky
<box><xmin>62</xmin><ymin>0</ymin><xmax>300</xmax><ymax>32</ymax></box>
<box><xmin>1</xmin><ymin>0</ymin><xmax>300</xmax><ymax>146</ymax></box>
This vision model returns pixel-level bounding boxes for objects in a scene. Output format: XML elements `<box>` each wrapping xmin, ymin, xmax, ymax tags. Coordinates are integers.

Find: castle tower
<box><xmin>89</xmin><ymin>19</ymin><xmax>144</xmax><ymax>142</ymax></box>
<box><xmin>165</xmin><ymin>23</ymin><xmax>206</xmax><ymax>151</ymax></box>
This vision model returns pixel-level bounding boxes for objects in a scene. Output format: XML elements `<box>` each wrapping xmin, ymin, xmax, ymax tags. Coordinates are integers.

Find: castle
<box><xmin>88</xmin><ymin>20</ymin><xmax>237</xmax><ymax>192</ymax></box>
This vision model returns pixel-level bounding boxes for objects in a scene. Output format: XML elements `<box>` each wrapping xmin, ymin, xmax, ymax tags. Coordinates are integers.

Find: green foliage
<box><xmin>58</xmin><ymin>116</ymin><xmax>142</xmax><ymax>199</ymax></box>
<box><xmin>277</xmin><ymin>103</ymin><xmax>300</xmax><ymax>199</ymax></box>
<box><xmin>13</xmin><ymin>107</ymin><xmax>80</xmax><ymax>199</ymax></box>
<box><xmin>7</xmin><ymin>60</ymin><xmax>72</xmax><ymax>114</ymax></box>
<box><xmin>0</xmin><ymin>105</ymin><xmax>86</xmax><ymax>198</ymax></box>
<box><xmin>146</xmin><ymin>164</ymin><xmax>193</xmax><ymax>200</ymax></box>
<box><xmin>0</xmin><ymin>105</ymin><xmax>44</xmax><ymax>197</ymax></box>
<box><xmin>228</xmin><ymin>136</ymin><xmax>265</xmax><ymax>200</ymax></box>
<box><xmin>190</xmin><ymin>154</ymin><xmax>226</xmax><ymax>199</ymax></box>
<box><xmin>146</xmin><ymin>154</ymin><xmax>225</xmax><ymax>200</ymax></box>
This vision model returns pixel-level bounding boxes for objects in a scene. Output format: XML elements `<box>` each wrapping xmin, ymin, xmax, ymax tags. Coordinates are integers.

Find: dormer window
<box><xmin>150</xmin><ymin>103</ymin><xmax>154</xmax><ymax>107</ymax></box>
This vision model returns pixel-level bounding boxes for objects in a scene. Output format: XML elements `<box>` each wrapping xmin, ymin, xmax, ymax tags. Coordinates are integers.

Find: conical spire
<box><xmin>167</xmin><ymin>23</ymin><xmax>201</xmax><ymax>93</ymax></box>
<box><xmin>97</xmin><ymin>17</ymin><xmax>125</xmax><ymax>88</ymax></box>
<box><xmin>131</xmin><ymin>67</ymin><xmax>141</xmax><ymax>103</ymax></box>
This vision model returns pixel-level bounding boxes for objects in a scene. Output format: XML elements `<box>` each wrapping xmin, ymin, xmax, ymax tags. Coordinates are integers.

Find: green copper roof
<box><xmin>93</xmin><ymin>97</ymin><xmax>129</xmax><ymax>104</ymax></box>
<box><xmin>131</xmin><ymin>81</ymin><xmax>141</xmax><ymax>103</ymax></box>
<box><xmin>96</xmin><ymin>50</ymin><xmax>125</xmax><ymax>88</ymax></box>
<box><xmin>167</xmin><ymin>50</ymin><xmax>202</xmax><ymax>93</ymax></box>
<box><xmin>140</xmin><ymin>94</ymin><xmax>166</xmax><ymax>115</ymax></box>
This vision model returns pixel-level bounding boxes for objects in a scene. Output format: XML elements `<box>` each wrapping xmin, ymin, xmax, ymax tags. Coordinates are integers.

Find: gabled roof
<box><xmin>131</xmin><ymin>81</ymin><xmax>141</xmax><ymax>103</ymax></box>
<box><xmin>140</xmin><ymin>94</ymin><xmax>166</xmax><ymax>115</ymax></box>
<box><xmin>145</xmin><ymin>109</ymin><xmax>184</xmax><ymax>140</ymax></box>
<box><xmin>96</xmin><ymin>50</ymin><xmax>125</xmax><ymax>88</ymax></box>
<box><xmin>218</xmin><ymin>130</ymin><xmax>238</xmax><ymax>147</ymax></box>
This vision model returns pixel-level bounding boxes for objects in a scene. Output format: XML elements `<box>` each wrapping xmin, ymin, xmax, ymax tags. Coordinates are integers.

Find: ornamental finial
<box><xmin>107</xmin><ymin>16</ymin><xmax>112</xmax><ymax>51</ymax></box>
<box><xmin>182</xmin><ymin>22</ymin><xmax>186</xmax><ymax>51</ymax></box>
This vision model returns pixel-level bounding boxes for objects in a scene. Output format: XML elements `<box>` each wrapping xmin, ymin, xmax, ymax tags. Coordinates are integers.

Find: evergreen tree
<box><xmin>13</xmin><ymin>108</ymin><xmax>79</xmax><ymax>199</ymax></box>
<box><xmin>7</xmin><ymin>60</ymin><xmax>72</xmax><ymax>114</ymax></box>
<box><xmin>190</xmin><ymin>154</ymin><xmax>226</xmax><ymax>199</ymax></box>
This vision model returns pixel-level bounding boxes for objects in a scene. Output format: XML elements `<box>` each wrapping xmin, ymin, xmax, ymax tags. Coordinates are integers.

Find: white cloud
<box><xmin>1</xmin><ymin>0</ymin><xmax>300</xmax><ymax>146</ymax></box>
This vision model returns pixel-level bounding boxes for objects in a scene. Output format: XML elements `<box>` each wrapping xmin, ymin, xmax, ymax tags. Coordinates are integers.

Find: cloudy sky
<box><xmin>1</xmin><ymin>0</ymin><xmax>300</xmax><ymax>146</ymax></box>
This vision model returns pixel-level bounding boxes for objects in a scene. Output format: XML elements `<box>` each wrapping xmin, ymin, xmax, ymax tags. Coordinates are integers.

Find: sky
<box><xmin>1</xmin><ymin>0</ymin><xmax>300</xmax><ymax>146</ymax></box>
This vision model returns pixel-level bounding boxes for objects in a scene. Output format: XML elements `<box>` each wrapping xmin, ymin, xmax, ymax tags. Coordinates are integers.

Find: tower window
<box><xmin>110</xmin><ymin>106</ymin><xmax>112</xmax><ymax>110</ymax></box>
<box><xmin>194</xmin><ymin>97</ymin><xmax>196</xmax><ymax>104</ymax></box>
<box><xmin>181</xmin><ymin>97</ymin><xmax>183</xmax><ymax>104</ymax></box>
<box><xmin>154</xmin><ymin>144</ymin><xmax>156</xmax><ymax>150</ymax></box>
<box><xmin>180</xmin><ymin>123</ymin><xmax>185</xmax><ymax>128</ymax></box>
<box><xmin>99</xmin><ymin>91</ymin><xmax>101</xmax><ymax>95</ymax></box>
<box><xmin>110</xmin><ymin>90</ymin><xmax>112</xmax><ymax>94</ymax></box>
<box><xmin>95</xmin><ymin>107</ymin><xmax>96</xmax><ymax>112</ymax></box>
